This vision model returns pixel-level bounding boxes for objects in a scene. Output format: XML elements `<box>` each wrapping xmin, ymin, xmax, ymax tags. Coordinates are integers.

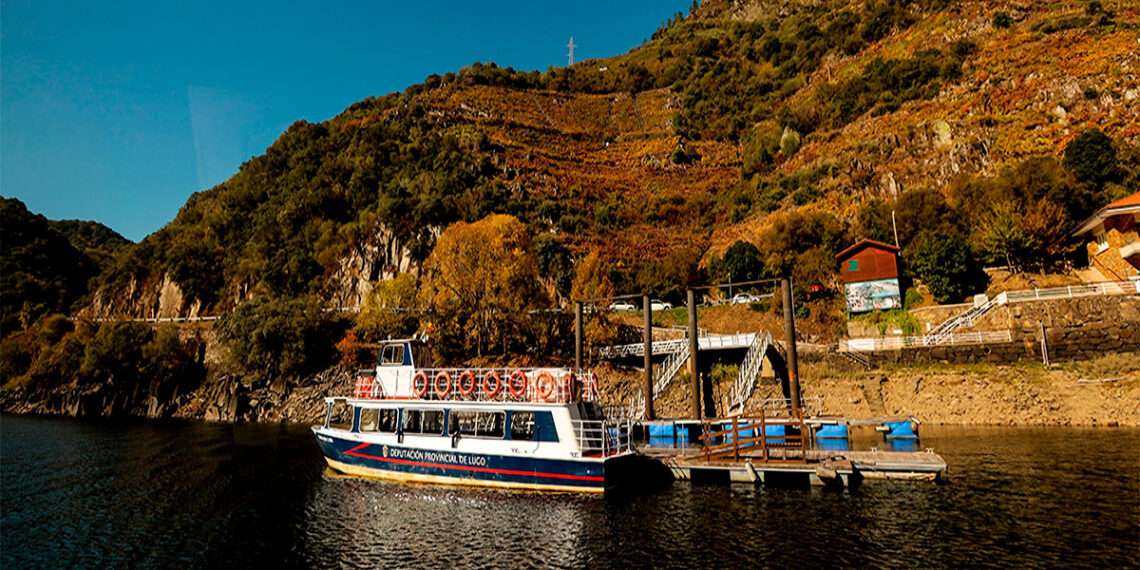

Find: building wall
<box><xmin>839</xmin><ymin>246</ymin><xmax>899</xmax><ymax>284</ymax></box>
<box><xmin>1086</xmin><ymin>225</ymin><xmax>1140</xmax><ymax>281</ymax></box>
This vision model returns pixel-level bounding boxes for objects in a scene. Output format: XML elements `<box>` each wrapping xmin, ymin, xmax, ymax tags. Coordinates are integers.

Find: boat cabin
<box><xmin>353</xmin><ymin>338</ymin><xmax>598</xmax><ymax>404</ymax></box>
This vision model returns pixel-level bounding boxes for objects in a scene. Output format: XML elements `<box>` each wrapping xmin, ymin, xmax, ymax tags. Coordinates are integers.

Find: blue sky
<box><xmin>2</xmin><ymin>0</ymin><xmax>690</xmax><ymax>241</ymax></box>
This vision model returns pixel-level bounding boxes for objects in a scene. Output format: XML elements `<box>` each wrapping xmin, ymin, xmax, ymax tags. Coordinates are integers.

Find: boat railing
<box><xmin>353</xmin><ymin>367</ymin><xmax>601</xmax><ymax>404</ymax></box>
<box><xmin>571</xmin><ymin>419</ymin><xmax>634</xmax><ymax>457</ymax></box>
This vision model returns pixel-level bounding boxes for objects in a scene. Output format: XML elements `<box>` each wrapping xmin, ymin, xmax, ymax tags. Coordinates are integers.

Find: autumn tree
<box><xmin>419</xmin><ymin>214</ymin><xmax>546</xmax><ymax>358</ymax></box>
<box><xmin>570</xmin><ymin>249</ymin><xmax>614</xmax><ymax>304</ymax></box>
<box><xmin>356</xmin><ymin>273</ymin><xmax>420</xmax><ymax>341</ymax></box>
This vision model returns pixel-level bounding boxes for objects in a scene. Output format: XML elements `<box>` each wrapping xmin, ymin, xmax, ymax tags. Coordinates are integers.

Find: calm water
<box><xmin>1</xmin><ymin>415</ymin><xmax>1137</xmax><ymax>569</ymax></box>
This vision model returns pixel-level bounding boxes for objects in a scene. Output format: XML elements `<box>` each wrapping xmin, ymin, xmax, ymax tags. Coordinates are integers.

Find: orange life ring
<box><xmin>536</xmin><ymin>371</ymin><xmax>557</xmax><ymax>402</ymax></box>
<box><xmin>433</xmin><ymin>371</ymin><xmax>452</xmax><ymax>399</ymax></box>
<box><xmin>562</xmin><ymin>372</ymin><xmax>579</xmax><ymax>401</ymax></box>
<box><xmin>483</xmin><ymin>371</ymin><xmax>503</xmax><ymax>398</ymax></box>
<box><xmin>508</xmin><ymin>370</ymin><xmax>528</xmax><ymax>399</ymax></box>
<box><xmin>412</xmin><ymin>371</ymin><xmax>430</xmax><ymax>398</ymax></box>
<box><xmin>457</xmin><ymin>370</ymin><xmax>477</xmax><ymax>397</ymax></box>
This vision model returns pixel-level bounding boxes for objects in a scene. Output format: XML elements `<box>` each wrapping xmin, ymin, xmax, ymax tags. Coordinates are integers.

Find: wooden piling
<box><xmin>687</xmin><ymin>289</ymin><xmax>701</xmax><ymax>419</ymax></box>
<box><xmin>574</xmin><ymin>301</ymin><xmax>583</xmax><ymax>371</ymax></box>
<box><xmin>782</xmin><ymin>278</ymin><xmax>801</xmax><ymax>416</ymax></box>
<box><xmin>643</xmin><ymin>294</ymin><xmax>655</xmax><ymax>420</ymax></box>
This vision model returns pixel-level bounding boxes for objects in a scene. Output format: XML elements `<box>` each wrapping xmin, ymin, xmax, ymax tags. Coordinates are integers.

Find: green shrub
<box><xmin>906</xmin><ymin>232</ymin><xmax>988</xmax><ymax>304</ymax></box>
<box><xmin>904</xmin><ymin>288</ymin><xmax>925</xmax><ymax>309</ymax></box>
<box><xmin>993</xmin><ymin>12</ymin><xmax>1013</xmax><ymax>28</ymax></box>
<box><xmin>216</xmin><ymin>296</ymin><xmax>341</xmax><ymax>379</ymax></box>
<box><xmin>1064</xmin><ymin>128</ymin><xmax>1119</xmax><ymax>188</ymax></box>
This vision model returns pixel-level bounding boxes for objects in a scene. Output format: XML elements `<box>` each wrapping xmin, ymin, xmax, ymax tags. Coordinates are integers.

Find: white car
<box><xmin>730</xmin><ymin>293</ymin><xmax>764</xmax><ymax>305</ymax></box>
<box><xmin>608</xmin><ymin>301</ymin><xmax>637</xmax><ymax>311</ymax></box>
<box><xmin>650</xmin><ymin>299</ymin><xmax>673</xmax><ymax>311</ymax></box>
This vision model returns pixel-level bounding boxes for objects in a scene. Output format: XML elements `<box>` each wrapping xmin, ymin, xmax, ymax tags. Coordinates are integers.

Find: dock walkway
<box><xmin>641</xmin><ymin>448</ymin><xmax>947</xmax><ymax>488</ymax></box>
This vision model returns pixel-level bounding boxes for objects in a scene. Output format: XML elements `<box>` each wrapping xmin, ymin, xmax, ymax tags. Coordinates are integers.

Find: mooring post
<box><xmin>574</xmin><ymin>301</ymin><xmax>583</xmax><ymax>371</ymax></box>
<box><xmin>687</xmin><ymin>289</ymin><xmax>701</xmax><ymax>419</ymax></box>
<box><xmin>643</xmin><ymin>294</ymin><xmax>656</xmax><ymax>420</ymax></box>
<box><xmin>781</xmin><ymin>278</ymin><xmax>801</xmax><ymax>417</ymax></box>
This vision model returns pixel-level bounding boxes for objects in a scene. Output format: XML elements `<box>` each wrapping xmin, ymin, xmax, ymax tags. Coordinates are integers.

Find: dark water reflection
<box><xmin>2</xmin><ymin>415</ymin><xmax>1137</xmax><ymax>568</ymax></box>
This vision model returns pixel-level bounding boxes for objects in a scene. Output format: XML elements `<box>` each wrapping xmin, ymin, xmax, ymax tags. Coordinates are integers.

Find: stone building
<box><xmin>1075</xmin><ymin>191</ymin><xmax>1140</xmax><ymax>282</ymax></box>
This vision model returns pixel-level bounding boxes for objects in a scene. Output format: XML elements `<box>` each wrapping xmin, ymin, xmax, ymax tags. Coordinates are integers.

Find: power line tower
<box><xmin>567</xmin><ymin>36</ymin><xmax>576</xmax><ymax>66</ymax></box>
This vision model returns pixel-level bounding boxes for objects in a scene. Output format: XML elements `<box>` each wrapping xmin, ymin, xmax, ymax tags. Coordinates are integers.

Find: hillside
<box><xmin>64</xmin><ymin>0</ymin><xmax>1134</xmax><ymax>324</ymax></box>
<box><xmin>47</xmin><ymin>219</ymin><xmax>132</xmax><ymax>270</ymax></box>
<box><xmin>0</xmin><ymin>198</ymin><xmax>125</xmax><ymax>333</ymax></box>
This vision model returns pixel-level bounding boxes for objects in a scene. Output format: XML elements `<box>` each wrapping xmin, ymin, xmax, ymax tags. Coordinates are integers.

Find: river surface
<box><xmin>1</xmin><ymin>414</ymin><xmax>1137</xmax><ymax>569</ymax></box>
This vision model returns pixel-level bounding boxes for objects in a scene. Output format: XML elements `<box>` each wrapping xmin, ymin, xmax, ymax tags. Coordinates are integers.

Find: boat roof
<box><xmin>328</xmin><ymin>396</ymin><xmax>582</xmax><ymax>410</ymax></box>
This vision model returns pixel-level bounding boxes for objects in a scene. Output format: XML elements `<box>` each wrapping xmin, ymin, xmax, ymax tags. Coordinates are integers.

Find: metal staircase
<box><xmin>728</xmin><ymin>331</ymin><xmax>775</xmax><ymax>414</ymax></box>
<box><xmin>653</xmin><ymin>345</ymin><xmax>690</xmax><ymax>398</ymax></box>
<box><xmin>925</xmin><ymin>295</ymin><xmax>1001</xmax><ymax>345</ymax></box>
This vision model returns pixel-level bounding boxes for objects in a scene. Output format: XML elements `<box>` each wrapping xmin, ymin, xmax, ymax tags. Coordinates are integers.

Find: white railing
<box><xmin>597</xmin><ymin>332</ymin><xmax>756</xmax><ymax>358</ymax></box>
<box><xmin>699</xmin><ymin>332</ymin><xmax>756</xmax><ymax>350</ymax></box>
<box><xmin>572</xmin><ymin>419</ymin><xmax>634</xmax><ymax>457</ymax></box>
<box><xmin>840</xmin><ymin>330</ymin><xmax>1013</xmax><ymax>352</ymax></box>
<box><xmin>598</xmin><ymin>339</ymin><xmax>687</xmax><ymax>359</ymax></box>
<box><xmin>1001</xmin><ymin>280</ymin><xmax>1139</xmax><ymax>303</ymax></box>
<box><xmin>924</xmin><ymin>280</ymin><xmax>1139</xmax><ymax>343</ymax></box>
<box><xmin>653</xmin><ymin>345</ymin><xmax>690</xmax><ymax>398</ymax></box>
<box><xmin>352</xmin><ymin>368</ymin><xmax>600</xmax><ymax>404</ymax></box>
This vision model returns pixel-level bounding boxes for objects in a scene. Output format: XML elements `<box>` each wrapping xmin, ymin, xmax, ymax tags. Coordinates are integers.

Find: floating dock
<box><xmin>633</xmin><ymin>416</ymin><xmax>948</xmax><ymax>489</ymax></box>
<box><xmin>642</xmin><ymin>448</ymin><xmax>947</xmax><ymax>489</ymax></box>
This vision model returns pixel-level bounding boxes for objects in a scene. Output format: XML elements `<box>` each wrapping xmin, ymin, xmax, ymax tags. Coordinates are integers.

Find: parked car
<box><xmin>650</xmin><ymin>299</ymin><xmax>673</xmax><ymax>311</ymax></box>
<box><xmin>730</xmin><ymin>293</ymin><xmax>765</xmax><ymax>305</ymax></box>
<box><xmin>608</xmin><ymin>300</ymin><xmax>637</xmax><ymax>311</ymax></box>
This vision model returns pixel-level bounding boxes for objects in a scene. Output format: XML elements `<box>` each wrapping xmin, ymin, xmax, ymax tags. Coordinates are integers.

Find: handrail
<box><xmin>924</xmin><ymin>279</ymin><xmax>1139</xmax><ymax>343</ymax></box>
<box><xmin>597</xmin><ymin>333</ymin><xmax>757</xmax><ymax>359</ymax></box>
<box><xmin>571</xmin><ymin>419</ymin><xmax>634</xmax><ymax>457</ymax></box>
<box><xmin>840</xmin><ymin>330</ymin><xmax>1013</xmax><ymax>352</ymax></box>
<box><xmin>728</xmin><ymin>331</ymin><xmax>773</xmax><ymax>414</ymax></box>
<box><xmin>696</xmin><ymin>412</ymin><xmax>809</xmax><ymax>462</ymax></box>
<box><xmin>652</xmin><ymin>345</ymin><xmax>690</xmax><ymax>398</ymax></box>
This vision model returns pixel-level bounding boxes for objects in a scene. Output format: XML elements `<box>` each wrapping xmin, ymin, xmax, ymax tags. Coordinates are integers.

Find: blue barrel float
<box><xmin>814</xmin><ymin>424</ymin><xmax>850</xmax><ymax>451</ymax></box>
<box><xmin>882</xmin><ymin>419</ymin><xmax>918</xmax><ymax>439</ymax></box>
<box><xmin>722</xmin><ymin>422</ymin><xmax>786</xmax><ymax>448</ymax></box>
<box><xmin>646</xmin><ymin>422</ymin><xmax>698</xmax><ymax>448</ymax></box>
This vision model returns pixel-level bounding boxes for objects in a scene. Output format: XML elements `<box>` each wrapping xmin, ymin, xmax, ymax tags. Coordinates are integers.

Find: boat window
<box><xmin>377</xmin><ymin>409</ymin><xmax>399</xmax><ymax>433</ymax></box>
<box><xmin>510</xmin><ymin>412</ymin><xmax>535</xmax><ymax>440</ymax></box>
<box><xmin>359</xmin><ymin>408</ymin><xmax>379</xmax><ymax>432</ymax></box>
<box><xmin>402</xmin><ymin>409</ymin><xmax>444</xmax><ymax>435</ymax></box>
<box><xmin>380</xmin><ymin>344</ymin><xmax>405</xmax><ymax>366</ymax></box>
<box><xmin>449</xmin><ymin>411</ymin><xmax>505</xmax><ymax>438</ymax></box>
<box><xmin>328</xmin><ymin>400</ymin><xmax>352</xmax><ymax>430</ymax></box>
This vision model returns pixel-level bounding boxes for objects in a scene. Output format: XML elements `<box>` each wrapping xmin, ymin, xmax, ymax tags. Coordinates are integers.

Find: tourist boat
<box><xmin>312</xmin><ymin>337</ymin><xmax>637</xmax><ymax>493</ymax></box>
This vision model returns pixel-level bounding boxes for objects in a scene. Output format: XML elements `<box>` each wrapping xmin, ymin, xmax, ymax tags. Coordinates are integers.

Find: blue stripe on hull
<box><xmin>315</xmin><ymin>432</ymin><xmax>608</xmax><ymax>490</ymax></box>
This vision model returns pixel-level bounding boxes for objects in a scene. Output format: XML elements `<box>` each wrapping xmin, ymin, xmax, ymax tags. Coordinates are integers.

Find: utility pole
<box><xmin>567</xmin><ymin>36</ymin><xmax>576</xmax><ymax>66</ymax></box>
<box><xmin>643</xmin><ymin>295</ymin><xmax>655</xmax><ymax>420</ymax></box>
<box><xmin>891</xmin><ymin>209</ymin><xmax>900</xmax><ymax>248</ymax></box>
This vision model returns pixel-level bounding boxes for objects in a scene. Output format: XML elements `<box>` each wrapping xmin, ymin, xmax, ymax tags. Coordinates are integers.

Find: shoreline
<box><xmin>4</xmin><ymin>354</ymin><xmax>1138</xmax><ymax>428</ymax></box>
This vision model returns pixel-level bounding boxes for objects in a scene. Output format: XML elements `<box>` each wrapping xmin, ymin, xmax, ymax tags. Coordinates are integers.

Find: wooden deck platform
<box><xmin>639</xmin><ymin>447</ymin><xmax>947</xmax><ymax>488</ymax></box>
